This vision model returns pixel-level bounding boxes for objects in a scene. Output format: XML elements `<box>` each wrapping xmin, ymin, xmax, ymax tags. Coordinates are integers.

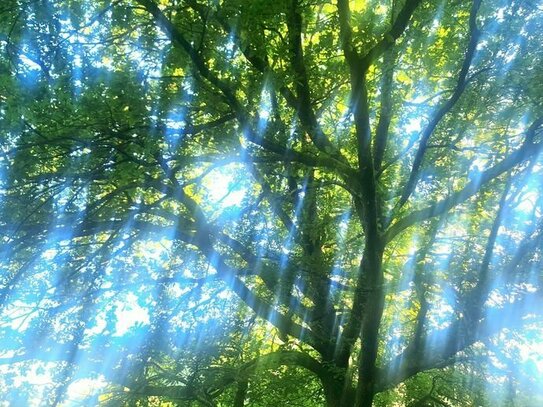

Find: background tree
<box><xmin>1</xmin><ymin>0</ymin><xmax>543</xmax><ymax>406</ymax></box>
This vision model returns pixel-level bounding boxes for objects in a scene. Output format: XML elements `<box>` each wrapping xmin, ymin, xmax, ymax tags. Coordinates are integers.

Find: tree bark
<box><xmin>233</xmin><ymin>380</ymin><xmax>248</xmax><ymax>407</ymax></box>
<box><xmin>354</xmin><ymin>244</ymin><xmax>385</xmax><ymax>407</ymax></box>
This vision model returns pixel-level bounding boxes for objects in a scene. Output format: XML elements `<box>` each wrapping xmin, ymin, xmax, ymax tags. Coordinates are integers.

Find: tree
<box><xmin>1</xmin><ymin>0</ymin><xmax>543</xmax><ymax>406</ymax></box>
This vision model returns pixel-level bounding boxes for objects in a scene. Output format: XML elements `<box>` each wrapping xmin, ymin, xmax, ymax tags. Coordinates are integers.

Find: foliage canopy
<box><xmin>1</xmin><ymin>0</ymin><xmax>543</xmax><ymax>406</ymax></box>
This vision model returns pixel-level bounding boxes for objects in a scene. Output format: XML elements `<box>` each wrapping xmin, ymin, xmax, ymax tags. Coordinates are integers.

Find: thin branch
<box><xmin>397</xmin><ymin>0</ymin><xmax>482</xmax><ymax>208</ymax></box>
<box><xmin>385</xmin><ymin>116</ymin><xmax>543</xmax><ymax>242</ymax></box>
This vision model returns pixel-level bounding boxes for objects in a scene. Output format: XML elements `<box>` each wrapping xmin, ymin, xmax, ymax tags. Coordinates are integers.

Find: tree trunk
<box><xmin>355</xmin><ymin>242</ymin><xmax>385</xmax><ymax>407</ymax></box>
<box><xmin>233</xmin><ymin>380</ymin><xmax>247</xmax><ymax>407</ymax></box>
<box><xmin>323</xmin><ymin>376</ymin><xmax>355</xmax><ymax>407</ymax></box>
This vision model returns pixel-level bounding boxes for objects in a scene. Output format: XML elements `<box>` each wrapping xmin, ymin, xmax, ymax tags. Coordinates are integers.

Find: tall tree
<box><xmin>1</xmin><ymin>0</ymin><xmax>542</xmax><ymax>406</ymax></box>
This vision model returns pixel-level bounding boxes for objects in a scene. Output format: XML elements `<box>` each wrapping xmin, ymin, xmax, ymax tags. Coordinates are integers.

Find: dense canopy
<box><xmin>1</xmin><ymin>0</ymin><xmax>543</xmax><ymax>406</ymax></box>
